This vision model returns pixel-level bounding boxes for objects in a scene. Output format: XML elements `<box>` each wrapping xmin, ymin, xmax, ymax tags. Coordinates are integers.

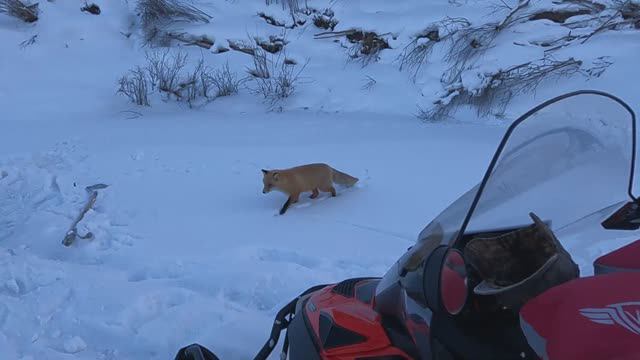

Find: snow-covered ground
<box><xmin>1</xmin><ymin>0</ymin><xmax>639</xmax><ymax>359</ymax></box>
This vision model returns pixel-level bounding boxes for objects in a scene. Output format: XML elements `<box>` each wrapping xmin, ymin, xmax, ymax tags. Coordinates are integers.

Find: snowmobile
<box><xmin>175</xmin><ymin>90</ymin><xmax>640</xmax><ymax>360</ymax></box>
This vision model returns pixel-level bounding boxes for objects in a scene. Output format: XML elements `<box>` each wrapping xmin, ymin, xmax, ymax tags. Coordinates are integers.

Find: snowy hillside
<box><xmin>1</xmin><ymin>0</ymin><xmax>639</xmax><ymax>359</ymax></box>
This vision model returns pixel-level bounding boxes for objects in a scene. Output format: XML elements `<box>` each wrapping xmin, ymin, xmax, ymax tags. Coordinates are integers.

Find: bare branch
<box><xmin>579</xmin><ymin>1</ymin><xmax>640</xmax><ymax>44</ymax></box>
<box><xmin>497</xmin><ymin>0</ymin><xmax>530</xmax><ymax>30</ymax></box>
<box><xmin>206</xmin><ymin>61</ymin><xmax>243</xmax><ymax>97</ymax></box>
<box><xmin>19</xmin><ymin>33</ymin><xmax>37</xmax><ymax>49</ymax></box>
<box><xmin>397</xmin><ymin>17</ymin><xmax>470</xmax><ymax>81</ymax></box>
<box><xmin>441</xmin><ymin>1</ymin><xmax>532</xmax><ymax>83</ymax></box>
<box><xmin>581</xmin><ymin>56</ymin><xmax>613</xmax><ymax>77</ymax></box>
<box><xmin>146</xmin><ymin>49</ymin><xmax>188</xmax><ymax>98</ymax></box>
<box><xmin>361</xmin><ymin>75</ymin><xmax>377</xmax><ymax>91</ymax></box>
<box><xmin>533</xmin><ymin>1</ymin><xmax>639</xmax><ymax>52</ymax></box>
<box><xmin>117</xmin><ymin>66</ymin><xmax>150</xmax><ymax>106</ymax></box>
<box><xmin>246</xmin><ymin>46</ymin><xmax>308</xmax><ymax>108</ymax></box>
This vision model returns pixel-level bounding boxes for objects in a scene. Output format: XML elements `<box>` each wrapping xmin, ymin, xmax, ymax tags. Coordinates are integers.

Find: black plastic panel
<box><xmin>355</xmin><ymin>280</ymin><xmax>379</xmax><ymax>304</ymax></box>
<box><xmin>381</xmin><ymin>315</ymin><xmax>421</xmax><ymax>359</ymax></box>
<box><xmin>332</xmin><ymin>277</ymin><xmax>377</xmax><ymax>298</ymax></box>
<box><xmin>319</xmin><ymin>312</ymin><xmax>367</xmax><ymax>349</ymax></box>
<box><xmin>288</xmin><ymin>300</ymin><xmax>322</xmax><ymax>360</ymax></box>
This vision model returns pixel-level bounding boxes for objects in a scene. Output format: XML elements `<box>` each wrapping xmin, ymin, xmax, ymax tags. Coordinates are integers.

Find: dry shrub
<box><xmin>398</xmin><ymin>17</ymin><xmax>471</xmax><ymax>81</ymax></box>
<box><xmin>0</xmin><ymin>0</ymin><xmax>39</xmax><ymax>22</ymax></box>
<box><xmin>246</xmin><ymin>46</ymin><xmax>307</xmax><ymax>107</ymax></box>
<box><xmin>136</xmin><ymin>0</ymin><xmax>212</xmax><ymax>46</ymax></box>
<box><xmin>118</xmin><ymin>67</ymin><xmax>150</xmax><ymax>106</ymax></box>
<box><xmin>419</xmin><ymin>56</ymin><xmax>586</xmax><ymax>121</ymax></box>
<box><xmin>117</xmin><ymin>50</ymin><xmax>241</xmax><ymax>107</ymax></box>
<box><xmin>313</xmin><ymin>8</ymin><xmax>338</xmax><ymax>30</ymax></box>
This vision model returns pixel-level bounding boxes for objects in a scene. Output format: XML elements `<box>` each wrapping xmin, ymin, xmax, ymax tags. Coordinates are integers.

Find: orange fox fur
<box><xmin>261</xmin><ymin>163</ymin><xmax>359</xmax><ymax>214</ymax></box>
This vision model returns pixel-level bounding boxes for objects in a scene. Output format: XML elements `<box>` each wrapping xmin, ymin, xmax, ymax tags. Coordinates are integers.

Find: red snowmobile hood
<box><xmin>521</xmin><ymin>271</ymin><xmax>640</xmax><ymax>360</ymax></box>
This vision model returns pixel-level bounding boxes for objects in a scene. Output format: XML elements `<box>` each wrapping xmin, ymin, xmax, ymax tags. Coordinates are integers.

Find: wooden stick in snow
<box><xmin>62</xmin><ymin>184</ymin><xmax>108</xmax><ymax>247</ymax></box>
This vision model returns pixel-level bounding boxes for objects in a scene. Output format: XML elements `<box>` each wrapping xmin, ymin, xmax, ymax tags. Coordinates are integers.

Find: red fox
<box><xmin>261</xmin><ymin>163</ymin><xmax>359</xmax><ymax>215</ymax></box>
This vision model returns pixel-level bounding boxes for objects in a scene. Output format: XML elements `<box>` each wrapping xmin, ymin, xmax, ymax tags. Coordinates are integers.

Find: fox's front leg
<box><xmin>279</xmin><ymin>193</ymin><xmax>300</xmax><ymax>215</ymax></box>
<box><xmin>279</xmin><ymin>198</ymin><xmax>292</xmax><ymax>215</ymax></box>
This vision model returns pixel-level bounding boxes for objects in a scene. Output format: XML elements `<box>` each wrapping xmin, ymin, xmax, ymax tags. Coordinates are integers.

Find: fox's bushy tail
<box><xmin>331</xmin><ymin>168</ymin><xmax>359</xmax><ymax>187</ymax></box>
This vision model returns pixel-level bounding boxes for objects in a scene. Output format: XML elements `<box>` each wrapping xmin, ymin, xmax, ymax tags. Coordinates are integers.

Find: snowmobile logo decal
<box><xmin>580</xmin><ymin>302</ymin><xmax>640</xmax><ymax>335</ymax></box>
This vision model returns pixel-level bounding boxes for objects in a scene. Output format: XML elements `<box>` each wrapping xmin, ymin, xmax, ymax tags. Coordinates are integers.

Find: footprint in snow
<box><xmin>0</xmin><ymin>302</ymin><xmax>9</xmax><ymax>328</ymax></box>
<box><xmin>256</xmin><ymin>248</ymin><xmax>320</xmax><ymax>269</ymax></box>
<box><xmin>127</xmin><ymin>262</ymin><xmax>186</xmax><ymax>282</ymax></box>
<box><xmin>118</xmin><ymin>290</ymin><xmax>189</xmax><ymax>332</ymax></box>
<box><xmin>63</xmin><ymin>336</ymin><xmax>87</xmax><ymax>354</ymax></box>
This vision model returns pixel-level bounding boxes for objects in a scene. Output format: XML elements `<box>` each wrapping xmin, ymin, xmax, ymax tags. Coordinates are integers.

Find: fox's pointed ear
<box><xmin>273</xmin><ymin>172</ymin><xmax>279</xmax><ymax>181</ymax></box>
<box><xmin>261</xmin><ymin>169</ymin><xmax>268</xmax><ymax>174</ymax></box>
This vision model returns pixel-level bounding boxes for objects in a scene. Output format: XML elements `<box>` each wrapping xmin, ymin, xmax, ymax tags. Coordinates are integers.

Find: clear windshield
<box><xmin>375</xmin><ymin>91</ymin><xmax>636</xmax><ymax>298</ymax></box>
<box><xmin>462</xmin><ymin>92</ymin><xmax>634</xmax><ymax>239</ymax></box>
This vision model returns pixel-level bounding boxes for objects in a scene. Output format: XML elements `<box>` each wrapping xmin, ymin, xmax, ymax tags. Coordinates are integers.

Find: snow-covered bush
<box><xmin>312</xmin><ymin>8</ymin><xmax>338</xmax><ymax>30</ymax></box>
<box><xmin>81</xmin><ymin>3</ymin><xmax>101</xmax><ymax>15</ymax></box>
<box><xmin>347</xmin><ymin>31</ymin><xmax>391</xmax><ymax>67</ymax></box>
<box><xmin>0</xmin><ymin>0</ymin><xmax>38</xmax><ymax>22</ymax></box>
<box><xmin>406</xmin><ymin>0</ymin><xmax>634</xmax><ymax>121</ymax></box>
<box><xmin>418</xmin><ymin>56</ymin><xmax>584</xmax><ymax>121</ymax></box>
<box><xmin>117</xmin><ymin>50</ymin><xmax>241</xmax><ymax>107</ymax></box>
<box><xmin>314</xmin><ymin>29</ymin><xmax>391</xmax><ymax>67</ymax></box>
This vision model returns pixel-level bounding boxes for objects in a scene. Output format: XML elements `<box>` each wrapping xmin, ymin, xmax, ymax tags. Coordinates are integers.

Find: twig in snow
<box><xmin>62</xmin><ymin>184</ymin><xmax>109</xmax><ymax>247</ymax></box>
<box><xmin>19</xmin><ymin>33</ymin><xmax>37</xmax><ymax>49</ymax></box>
<box><xmin>361</xmin><ymin>75</ymin><xmax>377</xmax><ymax>91</ymax></box>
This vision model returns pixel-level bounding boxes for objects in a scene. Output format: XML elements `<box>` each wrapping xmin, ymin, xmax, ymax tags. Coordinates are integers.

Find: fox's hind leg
<box><xmin>320</xmin><ymin>185</ymin><xmax>336</xmax><ymax>197</ymax></box>
<box><xmin>309</xmin><ymin>188</ymin><xmax>319</xmax><ymax>199</ymax></box>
